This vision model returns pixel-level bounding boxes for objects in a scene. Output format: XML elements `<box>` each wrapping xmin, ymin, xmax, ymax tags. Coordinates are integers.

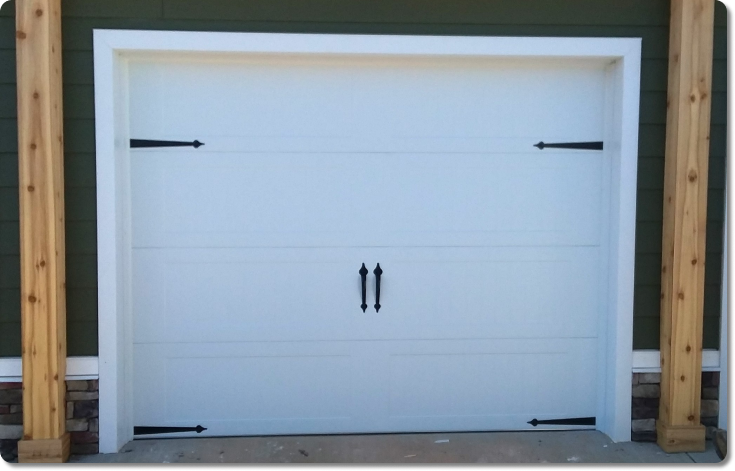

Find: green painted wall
<box><xmin>0</xmin><ymin>0</ymin><xmax>727</xmax><ymax>356</ymax></box>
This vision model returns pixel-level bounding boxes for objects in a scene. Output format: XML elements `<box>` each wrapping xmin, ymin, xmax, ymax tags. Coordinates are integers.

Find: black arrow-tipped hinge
<box><xmin>527</xmin><ymin>417</ymin><xmax>595</xmax><ymax>427</ymax></box>
<box><xmin>130</xmin><ymin>139</ymin><xmax>204</xmax><ymax>149</ymax></box>
<box><xmin>534</xmin><ymin>141</ymin><xmax>603</xmax><ymax>151</ymax></box>
<box><xmin>134</xmin><ymin>425</ymin><xmax>207</xmax><ymax>435</ymax></box>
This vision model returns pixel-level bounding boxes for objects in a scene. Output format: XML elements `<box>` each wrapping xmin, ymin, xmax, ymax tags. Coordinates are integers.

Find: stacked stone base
<box><xmin>0</xmin><ymin>383</ymin><xmax>22</xmax><ymax>462</ymax></box>
<box><xmin>65</xmin><ymin>380</ymin><xmax>100</xmax><ymax>454</ymax></box>
<box><xmin>0</xmin><ymin>380</ymin><xmax>99</xmax><ymax>462</ymax></box>
<box><xmin>631</xmin><ymin>372</ymin><xmax>720</xmax><ymax>442</ymax></box>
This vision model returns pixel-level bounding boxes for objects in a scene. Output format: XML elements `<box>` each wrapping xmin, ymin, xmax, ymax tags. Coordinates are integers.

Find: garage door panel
<box><xmin>378</xmin><ymin>60</ymin><xmax>604</xmax><ymax>140</ymax></box>
<box><xmin>377</xmin><ymin>247</ymin><xmax>601</xmax><ymax>339</ymax></box>
<box><xmin>133</xmin><ymin>342</ymin><xmax>363</xmax><ymax>437</ymax></box>
<box><xmin>132</xmin><ymin>249</ymin><xmax>368</xmax><ymax>344</ymax></box>
<box><xmin>133</xmin><ymin>247</ymin><xmax>600</xmax><ymax>343</ymax></box>
<box><xmin>131</xmin><ymin>153</ymin><xmax>604</xmax><ymax>248</ymax></box>
<box><xmin>133</xmin><ymin>339</ymin><xmax>596</xmax><ymax>437</ymax></box>
<box><xmin>385</xmin><ymin>339</ymin><xmax>596</xmax><ymax>430</ymax></box>
<box><xmin>129</xmin><ymin>56</ymin><xmax>605</xmax><ymax>144</ymax></box>
<box><xmin>165</xmin><ymin>356</ymin><xmax>353</xmax><ymax>421</ymax></box>
<box><xmin>130</xmin><ymin>57</ymin><xmax>357</xmax><ymax>141</ymax></box>
<box><xmin>129</xmin><ymin>52</ymin><xmax>610</xmax><ymax>438</ymax></box>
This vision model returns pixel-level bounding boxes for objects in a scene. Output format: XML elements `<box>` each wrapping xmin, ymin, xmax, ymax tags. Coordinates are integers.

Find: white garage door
<box><xmin>129</xmin><ymin>53</ymin><xmax>610</xmax><ymax>438</ymax></box>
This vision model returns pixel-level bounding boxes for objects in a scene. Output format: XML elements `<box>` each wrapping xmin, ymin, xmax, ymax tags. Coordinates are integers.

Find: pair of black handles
<box><xmin>359</xmin><ymin>263</ymin><xmax>383</xmax><ymax>313</ymax></box>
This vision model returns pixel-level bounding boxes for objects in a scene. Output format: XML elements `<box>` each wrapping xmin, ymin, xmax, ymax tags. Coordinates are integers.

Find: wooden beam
<box><xmin>657</xmin><ymin>0</ymin><xmax>715</xmax><ymax>454</ymax></box>
<box><xmin>15</xmin><ymin>0</ymin><xmax>69</xmax><ymax>463</ymax></box>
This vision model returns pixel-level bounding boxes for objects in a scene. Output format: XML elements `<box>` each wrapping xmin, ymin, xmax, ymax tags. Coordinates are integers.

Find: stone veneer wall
<box><xmin>0</xmin><ymin>380</ymin><xmax>99</xmax><ymax>462</ymax></box>
<box><xmin>631</xmin><ymin>372</ymin><xmax>720</xmax><ymax>442</ymax></box>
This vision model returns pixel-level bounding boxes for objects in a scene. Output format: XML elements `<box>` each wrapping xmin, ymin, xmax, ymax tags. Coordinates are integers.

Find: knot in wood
<box><xmin>688</xmin><ymin>170</ymin><xmax>698</xmax><ymax>182</ymax></box>
<box><xmin>16</xmin><ymin>31</ymin><xmax>26</xmax><ymax>39</ymax></box>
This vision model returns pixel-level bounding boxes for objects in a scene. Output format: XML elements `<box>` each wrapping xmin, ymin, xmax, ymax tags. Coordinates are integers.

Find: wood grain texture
<box><xmin>658</xmin><ymin>0</ymin><xmax>715</xmax><ymax>453</ymax></box>
<box><xmin>15</xmin><ymin>0</ymin><xmax>68</xmax><ymax>460</ymax></box>
<box><xmin>656</xmin><ymin>422</ymin><xmax>706</xmax><ymax>453</ymax></box>
<box><xmin>17</xmin><ymin>433</ymin><xmax>70</xmax><ymax>463</ymax></box>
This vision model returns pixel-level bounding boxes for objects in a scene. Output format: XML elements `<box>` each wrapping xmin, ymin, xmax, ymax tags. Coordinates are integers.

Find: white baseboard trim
<box><xmin>0</xmin><ymin>357</ymin><xmax>99</xmax><ymax>382</ymax></box>
<box><xmin>632</xmin><ymin>349</ymin><xmax>721</xmax><ymax>373</ymax></box>
<box><xmin>0</xmin><ymin>351</ymin><xmax>720</xmax><ymax>381</ymax></box>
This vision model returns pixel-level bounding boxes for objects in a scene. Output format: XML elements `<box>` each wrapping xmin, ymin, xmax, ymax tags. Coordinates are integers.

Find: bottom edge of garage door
<box><xmin>133</xmin><ymin>422</ymin><xmax>598</xmax><ymax>440</ymax></box>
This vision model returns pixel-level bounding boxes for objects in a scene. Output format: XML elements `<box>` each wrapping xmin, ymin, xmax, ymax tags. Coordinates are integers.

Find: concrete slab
<box><xmin>70</xmin><ymin>431</ymin><xmax>722</xmax><ymax>464</ymax></box>
<box><xmin>687</xmin><ymin>442</ymin><xmax>723</xmax><ymax>463</ymax></box>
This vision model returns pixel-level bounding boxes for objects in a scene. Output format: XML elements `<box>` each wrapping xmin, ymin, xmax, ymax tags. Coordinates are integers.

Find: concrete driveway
<box><xmin>71</xmin><ymin>431</ymin><xmax>723</xmax><ymax>464</ymax></box>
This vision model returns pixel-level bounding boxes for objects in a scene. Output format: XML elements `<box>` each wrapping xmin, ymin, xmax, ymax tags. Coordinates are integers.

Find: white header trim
<box><xmin>97</xmin><ymin>30</ymin><xmax>641</xmax><ymax>59</ymax></box>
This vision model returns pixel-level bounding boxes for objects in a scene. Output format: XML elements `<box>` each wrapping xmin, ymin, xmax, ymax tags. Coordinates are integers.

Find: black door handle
<box><xmin>373</xmin><ymin>263</ymin><xmax>383</xmax><ymax>312</ymax></box>
<box><xmin>359</xmin><ymin>263</ymin><xmax>368</xmax><ymax>312</ymax></box>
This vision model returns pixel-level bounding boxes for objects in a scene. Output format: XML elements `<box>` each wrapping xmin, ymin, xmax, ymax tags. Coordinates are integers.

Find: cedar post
<box><xmin>657</xmin><ymin>0</ymin><xmax>715</xmax><ymax>453</ymax></box>
<box><xmin>15</xmin><ymin>0</ymin><xmax>69</xmax><ymax>463</ymax></box>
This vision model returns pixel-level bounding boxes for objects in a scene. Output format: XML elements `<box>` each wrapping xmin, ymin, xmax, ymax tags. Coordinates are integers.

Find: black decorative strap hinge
<box><xmin>527</xmin><ymin>417</ymin><xmax>596</xmax><ymax>427</ymax></box>
<box><xmin>534</xmin><ymin>141</ymin><xmax>603</xmax><ymax>151</ymax></box>
<box><xmin>134</xmin><ymin>425</ymin><xmax>207</xmax><ymax>435</ymax></box>
<box><xmin>130</xmin><ymin>139</ymin><xmax>204</xmax><ymax>149</ymax></box>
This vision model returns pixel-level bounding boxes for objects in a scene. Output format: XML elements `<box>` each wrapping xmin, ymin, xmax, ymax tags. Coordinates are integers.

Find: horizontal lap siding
<box><xmin>0</xmin><ymin>0</ymin><xmax>727</xmax><ymax>356</ymax></box>
<box><xmin>0</xmin><ymin>0</ymin><xmax>17</xmax><ymax>355</ymax></box>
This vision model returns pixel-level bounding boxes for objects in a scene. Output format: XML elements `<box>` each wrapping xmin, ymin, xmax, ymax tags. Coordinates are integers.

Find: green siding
<box><xmin>0</xmin><ymin>0</ymin><xmax>728</xmax><ymax>356</ymax></box>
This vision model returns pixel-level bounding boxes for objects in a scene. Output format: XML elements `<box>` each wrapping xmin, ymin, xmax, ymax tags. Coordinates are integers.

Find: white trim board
<box><xmin>1</xmin><ymin>351</ymin><xmax>719</xmax><ymax>381</ymax></box>
<box><xmin>718</xmin><ymin>195</ymin><xmax>727</xmax><ymax>430</ymax></box>
<box><xmin>0</xmin><ymin>357</ymin><xmax>99</xmax><ymax>382</ymax></box>
<box><xmin>631</xmin><ymin>350</ymin><xmax>721</xmax><ymax>373</ymax></box>
<box><xmin>93</xmin><ymin>30</ymin><xmax>642</xmax><ymax>452</ymax></box>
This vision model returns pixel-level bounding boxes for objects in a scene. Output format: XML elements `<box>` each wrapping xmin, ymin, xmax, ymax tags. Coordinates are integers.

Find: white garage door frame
<box><xmin>93</xmin><ymin>30</ymin><xmax>641</xmax><ymax>453</ymax></box>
